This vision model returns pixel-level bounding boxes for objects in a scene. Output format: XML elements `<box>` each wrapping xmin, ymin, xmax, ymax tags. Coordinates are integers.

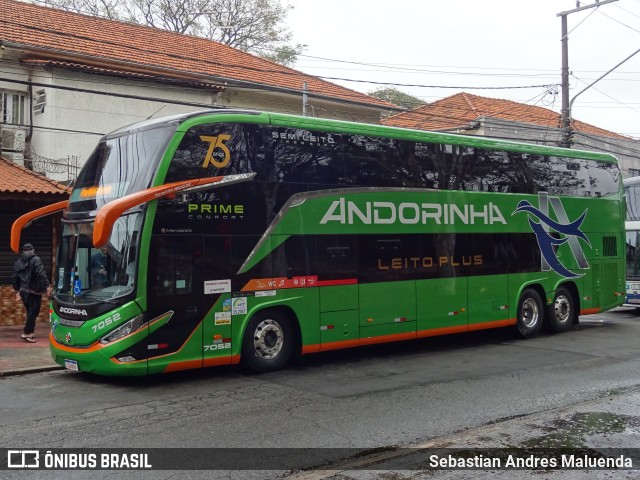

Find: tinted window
<box><xmin>588</xmin><ymin>160</ymin><xmax>621</xmax><ymax>198</ymax></box>
<box><xmin>548</xmin><ymin>157</ymin><xmax>591</xmax><ymax>196</ymax></box>
<box><xmin>153</xmin><ymin>182</ymin><xmax>267</xmax><ymax>236</ymax></box>
<box><xmin>358</xmin><ymin>235</ymin><xmax>420</xmax><ymax>282</ymax></box>
<box><xmin>316</xmin><ymin>236</ymin><xmax>357</xmax><ymax>280</ymax></box>
<box><xmin>344</xmin><ymin>136</ymin><xmax>415</xmax><ymax>187</ymax></box>
<box><xmin>149</xmin><ymin>236</ymin><xmax>201</xmax><ymax>296</ymax></box>
<box><xmin>412</xmin><ymin>143</ymin><xmax>473</xmax><ymax>190</ymax></box>
<box><xmin>166</xmin><ymin>123</ymin><xmax>263</xmax><ymax>183</ymax></box>
<box><xmin>267</xmin><ymin>128</ymin><xmax>343</xmax><ymax>184</ymax></box>
<box><xmin>626</xmin><ymin>183</ymin><xmax>640</xmax><ymax>221</ymax></box>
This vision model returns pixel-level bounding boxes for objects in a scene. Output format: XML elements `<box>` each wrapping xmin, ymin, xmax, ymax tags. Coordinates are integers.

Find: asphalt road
<box><xmin>2</xmin><ymin>307</ymin><xmax>640</xmax><ymax>479</ymax></box>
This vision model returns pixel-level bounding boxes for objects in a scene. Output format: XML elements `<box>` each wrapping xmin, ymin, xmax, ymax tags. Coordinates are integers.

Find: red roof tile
<box><xmin>0</xmin><ymin>157</ymin><xmax>70</xmax><ymax>195</ymax></box>
<box><xmin>0</xmin><ymin>0</ymin><xmax>394</xmax><ymax>109</ymax></box>
<box><xmin>385</xmin><ymin>92</ymin><xmax>628</xmax><ymax>140</ymax></box>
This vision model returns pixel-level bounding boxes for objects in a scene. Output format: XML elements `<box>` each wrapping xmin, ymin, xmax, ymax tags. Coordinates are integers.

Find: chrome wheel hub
<box><xmin>252</xmin><ymin>319</ymin><xmax>283</xmax><ymax>359</ymax></box>
<box><xmin>554</xmin><ymin>295</ymin><xmax>571</xmax><ymax>324</ymax></box>
<box><xmin>521</xmin><ymin>298</ymin><xmax>539</xmax><ymax>328</ymax></box>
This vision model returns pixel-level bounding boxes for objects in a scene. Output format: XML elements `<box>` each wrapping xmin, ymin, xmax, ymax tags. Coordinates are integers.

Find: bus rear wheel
<box><xmin>516</xmin><ymin>288</ymin><xmax>544</xmax><ymax>338</ymax></box>
<box><xmin>548</xmin><ymin>287</ymin><xmax>575</xmax><ymax>333</ymax></box>
<box><xmin>241</xmin><ymin>310</ymin><xmax>293</xmax><ymax>373</ymax></box>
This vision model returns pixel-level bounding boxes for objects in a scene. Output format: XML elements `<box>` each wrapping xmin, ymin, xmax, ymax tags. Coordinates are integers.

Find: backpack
<box><xmin>13</xmin><ymin>256</ymin><xmax>32</xmax><ymax>291</ymax></box>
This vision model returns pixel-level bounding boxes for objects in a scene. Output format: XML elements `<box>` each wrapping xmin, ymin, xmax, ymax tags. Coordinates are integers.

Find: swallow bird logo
<box><xmin>513</xmin><ymin>192</ymin><xmax>590</xmax><ymax>278</ymax></box>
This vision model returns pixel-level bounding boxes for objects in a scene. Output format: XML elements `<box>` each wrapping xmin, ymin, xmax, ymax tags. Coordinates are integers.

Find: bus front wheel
<box><xmin>241</xmin><ymin>310</ymin><xmax>293</xmax><ymax>372</ymax></box>
<box><xmin>516</xmin><ymin>288</ymin><xmax>544</xmax><ymax>338</ymax></box>
<box><xmin>547</xmin><ymin>287</ymin><xmax>575</xmax><ymax>333</ymax></box>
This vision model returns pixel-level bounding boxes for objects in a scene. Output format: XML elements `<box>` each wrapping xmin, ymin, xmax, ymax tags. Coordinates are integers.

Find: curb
<box><xmin>0</xmin><ymin>365</ymin><xmax>64</xmax><ymax>377</ymax></box>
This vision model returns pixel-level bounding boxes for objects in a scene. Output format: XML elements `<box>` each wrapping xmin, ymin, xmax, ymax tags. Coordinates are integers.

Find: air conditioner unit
<box><xmin>1</xmin><ymin>151</ymin><xmax>25</xmax><ymax>166</ymax></box>
<box><xmin>1</xmin><ymin>128</ymin><xmax>26</xmax><ymax>151</ymax></box>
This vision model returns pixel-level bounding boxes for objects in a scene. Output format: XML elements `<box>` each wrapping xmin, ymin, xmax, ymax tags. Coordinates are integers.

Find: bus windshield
<box><xmin>68</xmin><ymin>123</ymin><xmax>176</xmax><ymax>213</ymax></box>
<box><xmin>626</xmin><ymin>228</ymin><xmax>640</xmax><ymax>279</ymax></box>
<box><xmin>55</xmin><ymin>213</ymin><xmax>143</xmax><ymax>304</ymax></box>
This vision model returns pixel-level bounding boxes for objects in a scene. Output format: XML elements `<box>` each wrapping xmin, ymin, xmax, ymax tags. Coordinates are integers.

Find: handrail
<box><xmin>10</xmin><ymin>200</ymin><xmax>69</xmax><ymax>253</ymax></box>
<box><xmin>93</xmin><ymin>173</ymin><xmax>256</xmax><ymax>247</ymax></box>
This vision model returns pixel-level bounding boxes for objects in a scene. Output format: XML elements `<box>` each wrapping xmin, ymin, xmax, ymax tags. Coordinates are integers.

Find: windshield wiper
<box><xmin>75</xmin><ymin>294</ymin><xmax>118</xmax><ymax>304</ymax></box>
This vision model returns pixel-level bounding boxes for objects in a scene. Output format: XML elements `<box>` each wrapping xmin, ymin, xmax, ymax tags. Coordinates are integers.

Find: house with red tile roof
<box><xmin>0</xmin><ymin>0</ymin><xmax>398</xmax><ymax>180</ymax></box>
<box><xmin>0</xmin><ymin>157</ymin><xmax>69</xmax><ymax>325</ymax></box>
<box><xmin>385</xmin><ymin>92</ymin><xmax>640</xmax><ymax>177</ymax></box>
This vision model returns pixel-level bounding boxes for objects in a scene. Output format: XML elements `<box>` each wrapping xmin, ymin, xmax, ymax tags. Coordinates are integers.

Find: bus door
<box><xmin>147</xmin><ymin>235</ymin><xmax>206</xmax><ymax>372</ymax></box>
<box><xmin>600</xmin><ymin>259</ymin><xmax>623</xmax><ymax>312</ymax></box>
<box><xmin>583</xmin><ymin>238</ymin><xmax>623</xmax><ymax>312</ymax></box>
<box><xmin>201</xmin><ymin>235</ymin><xmax>235</xmax><ymax>368</ymax></box>
<box><xmin>358</xmin><ymin>236</ymin><xmax>417</xmax><ymax>342</ymax></box>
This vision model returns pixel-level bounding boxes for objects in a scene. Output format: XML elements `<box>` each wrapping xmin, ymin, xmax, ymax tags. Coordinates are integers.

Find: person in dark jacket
<box><xmin>12</xmin><ymin>243</ymin><xmax>52</xmax><ymax>343</ymax></box>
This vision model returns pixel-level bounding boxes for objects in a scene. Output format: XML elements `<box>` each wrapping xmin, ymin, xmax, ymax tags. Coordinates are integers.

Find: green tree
<box><xmin>37</xmin><ymin>0</ymin><xmax>304</xmax><ymax>66</ymax></box>
<box><xmin>368</xmin><ymin>87</ymin><xmax>426</xmax><ymax>110</ymax></box>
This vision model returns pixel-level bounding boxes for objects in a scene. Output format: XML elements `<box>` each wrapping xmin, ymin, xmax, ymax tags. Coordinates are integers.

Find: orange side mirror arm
<box><xmin>93</xmin><ymin>173</ymin><xmax>256</xmax><ymax>247</ymax></box>
<box><xmin>10</xmin><ymin>200</ymin><xmax>69</xmax><ymax>253</ymax></box>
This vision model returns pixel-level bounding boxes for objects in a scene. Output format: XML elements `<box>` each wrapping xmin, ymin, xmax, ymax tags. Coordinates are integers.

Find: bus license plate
<box><xmin>64</xmin><ymin>359</ymin><xmax>79</xmax><ymax>372</ymax></box>
<box><xmin>629</xmin><ymin>299</ymin><xmax>640</xmax><ymax>304</ymax></box>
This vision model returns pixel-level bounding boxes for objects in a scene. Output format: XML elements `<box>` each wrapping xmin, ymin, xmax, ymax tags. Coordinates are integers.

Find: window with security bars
<box><xmin>1</xmin><ymin>91</ymin><xmax>26</xmax><ymax>125</ymax></box>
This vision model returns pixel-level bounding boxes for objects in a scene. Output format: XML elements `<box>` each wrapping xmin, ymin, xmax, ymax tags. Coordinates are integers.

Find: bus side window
<box><xmin>357</xmin><ymin>235</ymin><xmax>419</xmax><ymax>282</ymax></box>
<box><xmin>316</xmin><ymin>236</ymin><xmax>357</xmax><ymax>281</ymax></box>
<box><xmin>166</xmin><ymin>124</ymin><xmax>261</xmax><ymax>183</ymax></box>
<box><xmin>588</xmin><ymin>160</ymin><xmax>621</xmax><ymax>198</ymax></box>
<box><xmin>548</xmin><ymin>157</ymin><xmax>591</xmax><ymax>196</ymax></box>
<box><xmin>267</xmin><ymin>128</ymin><xmax>343</xmax><ymax>185</ymax></box>
<box><xmin>343</xmin><ymin>136</ymin><xmax>410</xmax><ymax>187</ymax></box>
<box><xmin>413</xmin><ymin>143</ymin><xmax>469</xmax><ymax>191</ymax></box>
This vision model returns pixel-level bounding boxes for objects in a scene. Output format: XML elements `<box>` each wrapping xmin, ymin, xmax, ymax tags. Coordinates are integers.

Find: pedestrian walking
<box><xmin>12</xmin><ymin>243</ymin><xmax>52</xmax><ymax>343</ymax></box>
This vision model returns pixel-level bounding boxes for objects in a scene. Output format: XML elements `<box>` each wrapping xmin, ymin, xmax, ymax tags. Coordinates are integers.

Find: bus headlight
<box><xmin>100</xmin><ymin>314</ymin><xmax>145</xmax><ymax>344</ymax></box>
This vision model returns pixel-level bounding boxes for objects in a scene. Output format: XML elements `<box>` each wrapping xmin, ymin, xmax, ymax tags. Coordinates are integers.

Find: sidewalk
<box><xmin>0</xmin><ymin>324</ymin><xmax>62</xmax><ymax>376</ymax></box>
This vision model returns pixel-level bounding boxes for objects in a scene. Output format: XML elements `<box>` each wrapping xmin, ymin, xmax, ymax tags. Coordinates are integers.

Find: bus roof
<box><xmin>104</xmin><ymin>109</ymin><xmax>261</xmax><ymax>138</ymax></box>
<box><xmin>108</xmin><ymin>109</ymin><xmax>619</xmax><ymax>164</ymax></box>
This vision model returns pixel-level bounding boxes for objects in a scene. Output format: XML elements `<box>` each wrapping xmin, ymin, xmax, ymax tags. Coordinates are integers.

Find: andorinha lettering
<box><xmin>320</xmin><ymin>198</ymin><xmax>507</xmax><ymax>225</ymax></box>
<box><xmin>59</xmin><ymin>306</ymin><xmax>88</xmax><ymax>316</ymax></box>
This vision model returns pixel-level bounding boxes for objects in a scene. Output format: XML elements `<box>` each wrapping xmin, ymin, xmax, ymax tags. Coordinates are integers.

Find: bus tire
<box><xmin>516</xmin><ymin>288</ymin><xmax>544</xmax><ymax>338</ymax></box>
<box><xmin>241</xmin><ymin>310</ymin><xmax>293</xmax><ymax>373</ymax></box>
<box><xmin>548</xmin><ymin>287</ymin><xmax>575</xmax><ymax>333</ymax></box>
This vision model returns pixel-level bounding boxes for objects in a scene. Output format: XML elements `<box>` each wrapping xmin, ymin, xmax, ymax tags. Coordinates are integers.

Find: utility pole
<box><xmin>558</xmin><ymin>0</ymin><xmax>618</xmax><ymax>147</ymax></box>
<box><xmin>302</xmin><ymin>81</ymin><xmax>308</xmax><ymax>116</ymax></box>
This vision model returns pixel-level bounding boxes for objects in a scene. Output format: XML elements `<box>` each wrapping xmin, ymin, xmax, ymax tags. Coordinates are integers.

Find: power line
<box><xmin>0</xmin><ymin>76</ymin><xmax>225</xmax><ymax>109</ymax></box>
<box><xmin>315</xmin><ymin>76</ymin><xmax>558</xmax><ymax>90</ymax></box>
<box><xmin>1</xmin><ymin>17</ymin><xmax>563</xmax><ymax>94</ymax></box>
<box><xmin>1</xmin><ymin>68</ymin><xmax>629</xmax><ymax>140</ymax></box>
<box><xmin>597</xmin><ymin>7</ymin><xmax>640</xmax><ymax>35</ymax></box>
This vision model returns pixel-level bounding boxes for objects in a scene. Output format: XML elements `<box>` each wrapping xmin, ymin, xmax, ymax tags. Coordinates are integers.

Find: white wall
<box><xmin>32</xmin><ymin>67</ymin><xmax>218</xmax><ymax>180</ymax></box>
<box><xmin>1</xmin><ymin>57</ymin><xmax>386</xmax><ymax>181</ymax></box>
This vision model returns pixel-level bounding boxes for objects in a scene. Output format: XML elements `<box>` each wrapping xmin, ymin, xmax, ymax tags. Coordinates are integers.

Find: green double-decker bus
<box><xmin>11</xmin><ymin>110</ymin><xmax>625</xmax><ymax>375</ymax></box>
